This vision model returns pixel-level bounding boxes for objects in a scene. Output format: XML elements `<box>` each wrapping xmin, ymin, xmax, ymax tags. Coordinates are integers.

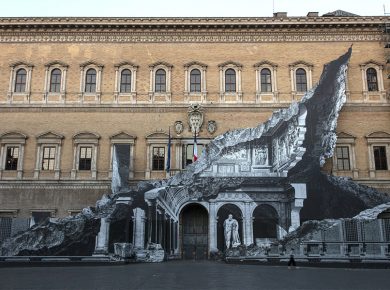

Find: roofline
<box><xmin>0</xmin><ymin>16</ymin><xmax>388</xmax><ymax>26</ymax></box>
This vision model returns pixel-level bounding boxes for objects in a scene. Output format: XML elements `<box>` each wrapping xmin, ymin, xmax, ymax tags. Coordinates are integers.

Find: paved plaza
<box><xmin>0</xmin><ymin>261</ymin><xmax>389</xmax><ymax>290</ymax></box>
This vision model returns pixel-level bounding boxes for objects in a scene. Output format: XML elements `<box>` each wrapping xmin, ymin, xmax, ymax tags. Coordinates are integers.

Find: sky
<box><xmin>0</xmin><ymin>0</ymin><xmax>388</xmax><ymax>17</ymax></box>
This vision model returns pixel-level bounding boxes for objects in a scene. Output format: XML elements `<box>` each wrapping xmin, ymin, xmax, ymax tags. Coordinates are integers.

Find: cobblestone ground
<box><xmin>0</xmin><ymin>260</ymin><xmax>389</xmax><ymax>290</ymax></box>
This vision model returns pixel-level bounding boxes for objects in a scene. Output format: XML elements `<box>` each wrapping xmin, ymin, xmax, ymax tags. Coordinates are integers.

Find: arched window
<box><xmin>14</xmin><ymin>68</ymin><xmax>27</xmax><ymax>92</ymax></box>
<box><xmin>49</xmin><ymin>69</ymin><xmax>62</xmax><ymax>93</ymax></box>
<box><xmin>366</xmin><ymin>68</ymin><xmax>378</xmax><ymax>91</ymax></box>
<box><xmin>260</xmin><ymin>68</ymin><xmax>272</xmax><ymax>92</ymax></box>
<box><xmin>295</xmin><ymin>68</ymin><xmax>307</xmax><ymax>92</ymax></box>
<box><xmin>155</xmin><ymin>69</ymin><xmax>166</xmax><ymax>92</ymax></box>
<box><xmin>85</xmin><ymin>68</ymin><xmax>97</xmax><ymax>93</ymax></box>
<box><xmin>190</xmin><ymin>69</ymin><xmax>201</xmax><ymax>92</ymax></box>
<box><xmin>120</xmin><ymin>69</ymin><xmax>132</xmax><ymax>93</ymax></box>
<box><xmin>225</xmin><ymin>69</ymin><xmax>236</xmax><ymax>92</ymax></box>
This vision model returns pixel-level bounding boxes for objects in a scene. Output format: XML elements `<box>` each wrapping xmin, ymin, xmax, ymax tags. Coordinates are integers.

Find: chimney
<box><xmin>307</xmin><ymin>12</ymin><xmax>319</xmax><ymax>17</ymax></box>
<box><xmin>273</xmin><ymin>12</ymin><xmax>287</xmax><ymax>18</ymax></box>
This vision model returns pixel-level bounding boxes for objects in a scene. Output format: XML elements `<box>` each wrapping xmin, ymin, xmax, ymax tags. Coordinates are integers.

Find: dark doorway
<box><xmin>253</xmin><ymin>204</ymin><xmax>278</xmax><ymax>242</ymax></box>
<box><xmin>217</xmin><ymin>204</ymin><xmax>243</xmax><ymax>251</ymax></box>
<box><xmin>180</xmin><ymin>203</ymin><xmax>208</xmax><ymax>260</ymax></box>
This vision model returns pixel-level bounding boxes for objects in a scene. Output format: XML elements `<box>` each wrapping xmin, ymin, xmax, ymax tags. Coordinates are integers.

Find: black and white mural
<box><xmin>2</xmin><ymin>48</ymin><xmax>390</xmax><ymax>260</ymax></box>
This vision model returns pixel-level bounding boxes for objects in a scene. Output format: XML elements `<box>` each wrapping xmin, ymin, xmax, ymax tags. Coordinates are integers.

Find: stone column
<box><xmin>146</xmin><ymin>201</ymin><xmax>156</xmax><ymax>244</ymax></box>
<box><xmin>133</xmin><ymin>208</ymin><xmax>146</xmax><ymax>249</ymax></box>
<box><xmin>174</xmin><ymin>221</ymin><xmax>179</xmax><ymax>254</ymax></box>
<box><xmin>290</xmin><ymin>183</ymin><xmax>307</xmax><ymax>232</ymax></box>
<box><xmin>244</xmin><ymin>202</ymin><xmax>253</xmax><ymax>246</ymax></box>
<box><xmin>209</xmin><ymin>202</ymin><xmax>218</xmax><ymax>252</ymax></box>
<box><xmin>93</xmin><ymin>218</ymin><xmax>110</xmax><ymax>256</ymax></box>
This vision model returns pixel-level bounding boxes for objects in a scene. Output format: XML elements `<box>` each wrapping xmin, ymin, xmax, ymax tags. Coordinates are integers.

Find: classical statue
<box><xmin>223</xmin><ymin>214</ymin><xmax>241</xmax><ymax>249</ymax></box>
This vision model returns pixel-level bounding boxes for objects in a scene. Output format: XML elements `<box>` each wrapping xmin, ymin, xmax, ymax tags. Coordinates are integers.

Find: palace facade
<box><xmin>0</xmin><ymin>11</ymin><xmax>389</xmax><ymax>256</ymax></box>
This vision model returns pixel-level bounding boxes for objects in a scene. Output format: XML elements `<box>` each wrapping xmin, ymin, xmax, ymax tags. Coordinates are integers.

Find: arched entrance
<box><xmin>253</xmin><ymin>204</ymin><xmax>278</xmax><ymax>243</ymax></box>
<box><xmin>180</xmin><ymin>203</ymin><xmax>208</xmax><ymax>260</ymax></box>
<box><xmin>217</xmin><ymin>204</ymin><xmax>243</xmax><ymax>251</ymax></box>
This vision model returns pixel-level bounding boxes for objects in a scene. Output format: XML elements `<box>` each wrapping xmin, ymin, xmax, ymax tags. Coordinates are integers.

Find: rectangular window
<box><xmin>345</xmin><ymin>220</ymin><xmax>359</xmax><ymax>242</ymax></box>
<box><xmin>5</xmin><ymin>146</ymin><xmax>19</xmax><ymax>170</ymax></box>
<box><xmin>373</xmin><ymin>146</ymin><xmax>388</xmax><ymax>170</ymax></box>
<box><xmin>152</xmin><ymin>147</ymin><xmax>165</xmax><ymax>171</ymax></box>
<box><xmin>79</xmin><ymin>146</ymin><xmax>92</xmax><ymax>171</ymax></box>
<box><xmin>31</xmin><ymin>212</ymin><xmax>51</xmax><ymax>226</ymax></box>
<box><xmin>182</xmin><ymin>144</ymin><xmax>204</xmax><ymax>168</ymax></box>
<box><xmin>41</xmin><ymin>146</ymin><xmax>56</xmax><ymax>170</ymax></box>
<box><xmin>190</xmin><ymin>74</ymin><xmax>201</xmax><ymax>92</ymax></box>
<box><xmin>0</xmin><ymin>217</ymin><xmax>12</xmax><ymax>244</ymax></box>
<box><xmin>336</xmin><ymin>146</ymin><xmax>350</xmax><ymax>170</ymax></box>
<box><xmin>383</xmin><ymin>219</ymin><xmax>390</xmax><ymax>242</ymax></box>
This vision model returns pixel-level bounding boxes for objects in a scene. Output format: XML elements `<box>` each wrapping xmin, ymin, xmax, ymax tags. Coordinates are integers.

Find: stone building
<box><xmin>0</xmin><ymin>11</ymin><xmax>389</xmax><ymax>258</ymax></box>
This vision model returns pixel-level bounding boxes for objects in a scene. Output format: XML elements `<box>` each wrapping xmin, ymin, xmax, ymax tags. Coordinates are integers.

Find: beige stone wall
<box><xmin>0</xmin><ymin>22</ymin><xmax>389</xmax><ymax>216</ymax></box>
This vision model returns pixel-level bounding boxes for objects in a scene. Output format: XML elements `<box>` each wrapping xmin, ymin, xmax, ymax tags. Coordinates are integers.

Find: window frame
<box><xmin>366</xmin><ymin>131</ymin><xmax>390</xmax><ymax>178</ymax></box>
<box><xmin>359</xmin><ymin>61</ymin><xmax>385</xmax><ymax>102</ymax></box>
<box><xmin>71</xmin><ymin>132</ymin><xmax>100</xmax><ymax>179</ymax></box>
<box><xmin>373</xmin><ymin>146</ymin><xmax>388</xmax><ymax>170</ymax></box>
<box><xmin>79</xmin><ymin>61</ymin><xmax>104</xmax><ymax>103</ymax></box>
<box><xmin>335</xmin><ymin>146</ymin><xmax>351</xmax><ymax>171</ymax></box>
<box><xmin>41</xmin><ymin>146</ymin><xmax>56</xmax><ymax>171</ymax></box>
<box><xmin>289</xmin><ymin>61</ymin><xmax>313</xmax><ymax>100</ymax></box>
<box><xmin>333</xmin><ymin>132</ymin><xmax>358</xmax><ymax>178</ymax></box>
<box><xmin>34</xmin><ymin>131</ymin><xmax>64</xmax><ymax>179</ymax></box>
<box><xmin>254</xmin><ymin>61</ymin><xmax>278</xmax><ymax>103</ymax></box>
<box><xmin>109</xmin><ymin>132</ymin><xmax>136</xmax><ymax>179</ymax></box>
<box><xmin>148</xmin><ymin>61</ymin><xmax>173</xmax><ymax>103</ymax></box>
<box><xmin>43</xmin><ymin>61</ymin><xmax>68</xmax><ymax>103</ymax></box>
<box><xmin>4</xmin><ymin>146</ymin><xmax>19</xmax><ymax>171</ymax></box>
<box><xmin>7</xmin><ymin>62</ymin><xmax>34</xmax><ymax>103</ymax></box>
<box><xmin>152</xmin><ymin>146</ymin><xmax>165</xmax><ymax>171</ymax></box>
<box><xmin>0</xmin><ymin>131</ymin><xmax>27</xmax><ymax>179</ymax></box>
<box><xmin>14</xmin><ymin>68</ymin><xmax>27</xmax><ymax>93</ymax></box>
<box><xmin>295</xmin><ymin>68</ymin><xmax>308</xmax><ymax>92</ymax></box>
<box><xmin>366</xmin><ymin>68</ymin><xmax>378</xmax><ymax>92</ymax></box>
<box><xmin>85</xmin><ymin>68</ymin><xmax>97</xmax><ymax>93</ymax></box>
<box><xmin>218</xmin><ymin>61</ymin><xmax>243</xmax><ymax>103</ymax></box>
<box><xmin>114</xmin><ymin>62</ymin><xmax>138</xmax><ymax>104</ymax></box>
<box><xmin>155</xmin><ymin>69</ymin><xmax>167</xmax><ymax>93</ymax></box>
<box><xmin>184</xmin><ymin>61</ymin><xmax>208</xmax><ymax>103</ymax></box>
<box><xmin>78</xmin><ymin>146</ymin><xmax>93</xmax><ymax>171</ymax></box>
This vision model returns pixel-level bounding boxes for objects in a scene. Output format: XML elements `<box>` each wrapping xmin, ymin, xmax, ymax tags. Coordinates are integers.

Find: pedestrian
<box><xmin>288</xmin><ymin>248</ymin><xmax>296</xmax><ymax>269</ymax></box>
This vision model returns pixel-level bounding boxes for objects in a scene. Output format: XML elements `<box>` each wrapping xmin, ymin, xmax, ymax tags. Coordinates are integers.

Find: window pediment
<box><xmin>110</xmin><ymin>131</ymin><xmax>136</xmax><ymax>140</ymax></box>
<box><xmin>289</xmin><ymin>60</ymin><xmax>313</xmax><ymax>68</ymax></box>
<box><xmin>80</xmin><ymin>60</ymin><xmax>104</xmax><ymax>68</ymax></box>
<box><xmin>146</xmin><ymin>132</ymin><xmax>169</xmax><ymax>139</ymax></box>
<box><xmin>253</xmin><ymin>60</ymin><xmax>278</xmax><ymax>68</ymax></box>
<box><xmin>36</xmin><ymin>131</ymin><xmax>64</xmax><ymax>140</ymax></box>
<box><xmin>73</xmin><ymin>132</ymin><xmax>100</xmax><ymax>140</ymax></box>
<box><xmin>218</xmin><ymin>61</ymin><xmax>243</xmax><ymax>69</ymax></box>
<box><xmin>184</xmin><ymin>61</ymin><xmax>208</xmax><ymax>69</ymax></box>
<box><xmin>337</xmin><ymin>131</ymin><xmax>356</xmax><ymax>139</ymax></box>
<box><xmin>0</xmin><ymin>131</ymin><xmax>28</xmax><ymax>140</ymax></box>
<box><xmin>9</xmin><ymin>61</ymin><xmax>34</xmax><ymax>68</ymax></box>
<box><xmin>360</xmin><ymin>60</ymin><xmax>384</xmax><ymax>69</ymax></box>
<box><xmin>114</xmin><ymin>61</ymin><xmax>139</xmax><ymax>69</ymax></box>
<box><xmin>149</xmin><ymin>61</ymin><xmax>173</xmax><ymax>69</ymax></box>
<box><xmin>45</xmin><ymin>60</ymin><xmax>69</xmax><ymax>68</ymax></box>
<box><xmin>366</xmin><ymin>131</ymin><xmax>390</xmax><ymax>139</ymax></box>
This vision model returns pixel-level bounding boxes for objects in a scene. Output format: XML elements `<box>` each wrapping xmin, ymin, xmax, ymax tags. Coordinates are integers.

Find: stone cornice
<box><xmin>0</xmin><ymin>16</ymin><xmax>388</xmax><ymax>27</ymax></box>
<box><xmin>0</xmin><ymin>103</ymin><xmax>388</xmax><ymax>113</ymax></box>
<box><xmin>0</xmin><ymin>17</ymin><xmax>387</xmax><ymax>43</ymax></box>
<box><xmin>0</xmin><ymin>31</ymin><xmax>384</xmax><ymax>43</ymax></box>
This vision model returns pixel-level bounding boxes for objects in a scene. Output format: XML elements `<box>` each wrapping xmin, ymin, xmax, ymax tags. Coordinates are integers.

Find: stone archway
<box><xmin>179</xmin><ymin>203</ymin><xmax>208</xmax><ymax>260</ymax></box>
<box><xmin>217</xmin><ymin>204</ymin><xmax>243</xmax><ymax>251</ymax></box>
<box><xmin>252</xmin><ymin>204</ymin><xmax>279</xmax><ymax>244</ymax></box>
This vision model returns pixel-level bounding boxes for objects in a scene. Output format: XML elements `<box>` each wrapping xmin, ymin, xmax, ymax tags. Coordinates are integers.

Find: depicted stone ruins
<box><xmin>1</xmin><ymin>48</ymin><xmax>390</xmax><ymax>262</ymax></box>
